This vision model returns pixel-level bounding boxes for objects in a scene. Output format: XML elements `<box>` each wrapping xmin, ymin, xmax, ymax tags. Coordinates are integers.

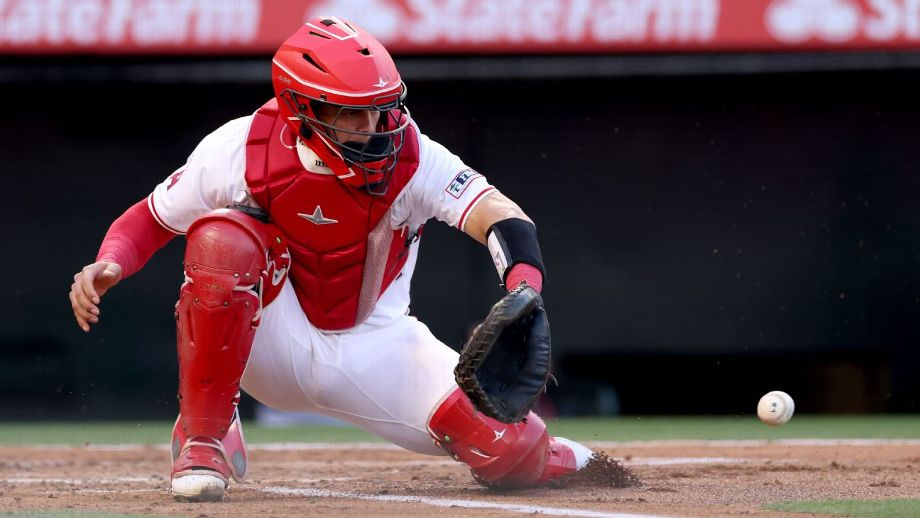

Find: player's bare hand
<box><xmin>70</xmin><ymin>261</ymin><xmax>123</xmax><ymax>332</ymax></box>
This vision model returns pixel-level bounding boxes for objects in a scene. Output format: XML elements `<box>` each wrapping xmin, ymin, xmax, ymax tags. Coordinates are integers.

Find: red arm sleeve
<box><xmin>96</xmin><ymin>199</ymin><xmax>178</xmax><ymax>279</ymax></box>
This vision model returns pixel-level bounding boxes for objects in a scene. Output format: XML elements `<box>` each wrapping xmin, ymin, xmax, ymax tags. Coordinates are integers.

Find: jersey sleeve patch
<box><xmin>445</xmin><ymin>169</ymin><xmax>482</xmax><ymax>199</ymax></box>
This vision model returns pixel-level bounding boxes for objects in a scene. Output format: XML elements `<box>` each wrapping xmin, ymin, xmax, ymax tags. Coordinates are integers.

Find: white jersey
<box><xmin>148</xmin><ymin>115</ymin><xmax>496</xmax><ymax>327</ymax></box>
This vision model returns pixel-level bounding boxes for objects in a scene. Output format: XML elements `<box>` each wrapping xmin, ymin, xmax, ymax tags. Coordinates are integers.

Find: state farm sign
<box><xmin>308</xmin><ymin>0</ymin><xmax>720</xmax><ymax>47</ymax></box>
<box><xmin>0</xmin><ymin>0</ymin><xmax>261</xmax><ymax>51</ymax></box>
<box><xmin>1</xmin><ymin>0</ymin><xmax>920</xmax><ymax>54</ymax></box>
<box><xmin>766</xmin><ymin>0</ymin><xmax>920</xmax><ymax>43</ymax></box>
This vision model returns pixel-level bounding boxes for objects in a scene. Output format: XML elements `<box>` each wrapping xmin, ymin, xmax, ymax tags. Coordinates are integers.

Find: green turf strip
<box><xmin>0</xmin><ymin>421</ymin><xmax>380</xmax><ymax>445</ymax></box>
<box><xmin>765</xmin><ymin>498</ymin><xmax>920</xmax><ymax>517</ymax></box>
<box><xmin>0</xmin><ymin>415</ymin><xmax>918</xmax><ymax>445</ymax></box>
<box><xmin>0</xmin><ymin>511</ymin><xmax>173</xmax><ymax>518</ymax></box>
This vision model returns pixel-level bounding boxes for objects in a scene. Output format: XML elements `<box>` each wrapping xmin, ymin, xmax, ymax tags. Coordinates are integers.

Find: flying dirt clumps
<box><xmin>547</xmin><ymin>451</ymin><xmax>641</xmax><ymax>489</ymax></box>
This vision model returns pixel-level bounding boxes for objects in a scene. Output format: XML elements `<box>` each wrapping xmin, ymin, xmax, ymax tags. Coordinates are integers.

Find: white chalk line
<box><xmin>627</xmin><ymin>457</ymin><xmax>748</xmax><ymax>466</ymax></box>
<box><xmin>262</xmin><ymin>486</ymin><xmax>667</xmax><ymax>518</ymax></box>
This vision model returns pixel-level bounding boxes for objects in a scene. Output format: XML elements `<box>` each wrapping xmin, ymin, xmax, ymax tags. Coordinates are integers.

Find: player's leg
<box><xmin>242</xmin><ymin>308</ymin><xmax>455</xmax><ymax>455</ymax></box>
<box><xmin>242</xmin><ymin>311</ymin><xmax>591</xmax><ymax>486</ymax></box>
<box><xmin>428</xmin><ymin>387</ymin><xmax>593</xmax><ymax>487</ymax></box>
<box><xmin>328</xmin><ymin>316</ymin><xmax>593</xmax><ymax>486</ymax></box>
<box><xmin>171</xmin><ymin>208</ymin><xmax>288</xmax><ymax>502</ymax></box>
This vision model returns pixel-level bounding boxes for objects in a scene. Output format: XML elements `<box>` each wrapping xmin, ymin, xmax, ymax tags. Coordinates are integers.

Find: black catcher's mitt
<box><xmin>454</xmin><ymin>283</ymin><xmax>551</xmax><ymax>423</ymax></box>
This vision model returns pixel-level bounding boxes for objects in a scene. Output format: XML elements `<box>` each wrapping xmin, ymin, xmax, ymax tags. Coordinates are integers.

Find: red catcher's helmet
<box><xmin>271</xmin><ymin>17</ymin><xmax>409</xmax><ymax>195</ymax></box>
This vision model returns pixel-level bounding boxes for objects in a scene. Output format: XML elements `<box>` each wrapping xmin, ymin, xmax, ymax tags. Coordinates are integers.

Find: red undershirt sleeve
<box><xmin>96</xmin><ymin>199</ymin><xmax>178</xmax><ymax>279</ymax></box>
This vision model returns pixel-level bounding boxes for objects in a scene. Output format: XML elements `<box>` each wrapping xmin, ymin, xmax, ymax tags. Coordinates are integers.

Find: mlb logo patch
<box><xmin>445</xmin><ymin>169</ymin><xmax>481</xmax><ymax>199</ymax></box>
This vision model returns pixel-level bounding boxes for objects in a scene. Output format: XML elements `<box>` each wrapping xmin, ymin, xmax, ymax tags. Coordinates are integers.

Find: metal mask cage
<box><xmin>280</xmin><ymin>84</ymin><xmax>410</xmax><ymax>195</ymax></box>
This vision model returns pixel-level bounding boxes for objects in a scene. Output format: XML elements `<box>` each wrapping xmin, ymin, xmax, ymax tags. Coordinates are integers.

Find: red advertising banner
<box><xmin>1</xmin><ymin>0</ymin><xmax>920</xmax><ymax>55</ymax></box>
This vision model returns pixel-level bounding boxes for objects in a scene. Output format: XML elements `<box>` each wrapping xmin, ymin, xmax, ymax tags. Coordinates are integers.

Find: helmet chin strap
<box><xmin>341</xmin><ymin>135</ymin><xmax>392</xmax><ymax>164</ymax></box>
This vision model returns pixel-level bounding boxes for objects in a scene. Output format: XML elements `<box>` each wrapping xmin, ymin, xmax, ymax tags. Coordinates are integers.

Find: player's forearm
<box><xmin>463</xmin><ymin>191</ymin><xmax>532</xmax><ymax>245</ymax></box>
<box><xmin>96</xmin><ymin>199</ymin><xmax>177</xmax><ymax>279</ymax></box>
<box><xmin>464</xmin><ymin>193</ymin><xmax>545</xmax><ymax>293</ymax></box>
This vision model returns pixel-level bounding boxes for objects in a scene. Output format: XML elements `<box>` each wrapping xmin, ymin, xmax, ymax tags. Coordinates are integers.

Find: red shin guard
<box><xmin>172</xmin><ymin>210</ymin><xmax>287</xmax><ymax>481</ymax></box>
<box><xmin>428</xmin><ymin>388</ymin><xmax>578</xmax><ymax>487</ymax></box>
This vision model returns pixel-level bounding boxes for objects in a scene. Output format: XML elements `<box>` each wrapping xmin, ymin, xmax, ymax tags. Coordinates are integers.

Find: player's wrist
<box><xmin>505</xmin><ymin>263</ymin><xmax>543</xmax><ymax>293</ymax></box>
<box><xmin>95</xmin><ymin>253</ymin><xmax>127</xmax><ymax>272</ymax></box>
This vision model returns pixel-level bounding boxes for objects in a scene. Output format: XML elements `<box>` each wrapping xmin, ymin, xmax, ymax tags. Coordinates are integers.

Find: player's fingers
<box><xmin>71</xmin><ymin>282</ymin><xmax>100</xmax><ymax>319</ymax></box>
<box><xmin>80</xmin><ymin>266</ymin><xmax>102</xmax><ymax>304</ymax></box>
<box><xmin>69</xmin><ymin>286</ymin><xmax>97</xmax><ymax>321</ymax></box>
<box><xmin>75</xmin><ymin>313</ymin><xmax>90</xmax><ymax>333</ymax></box>
<box><xmin>69</xmin><ymin>290</ymin><xmax>94</xmax><ymax>331</ymax></box>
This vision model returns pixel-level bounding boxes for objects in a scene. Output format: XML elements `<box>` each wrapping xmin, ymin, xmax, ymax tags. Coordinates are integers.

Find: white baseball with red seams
<box><xmin>757</xmin><ymin>391</ymin><xmax>795</xmax><ymax>426</ymax></box>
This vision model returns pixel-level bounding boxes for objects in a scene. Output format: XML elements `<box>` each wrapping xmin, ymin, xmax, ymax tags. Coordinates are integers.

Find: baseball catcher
<box><xmin>69</xmin><ymin>16</ymin><xmax>593</xmax><ymax>501</ymax></box>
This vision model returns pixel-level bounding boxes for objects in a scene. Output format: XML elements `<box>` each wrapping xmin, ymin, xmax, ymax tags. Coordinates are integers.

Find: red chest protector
<box><xmin>245</xmin><ymin>99</ymin><xmax>420</xmax><ymax>330</ymax></box>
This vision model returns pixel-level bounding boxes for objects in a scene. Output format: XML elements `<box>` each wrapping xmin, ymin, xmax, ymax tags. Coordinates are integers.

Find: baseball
<box><xmin>757</xmin><ymin>390</ymin><xmax>795</xmax><ymax>426</ymax></box>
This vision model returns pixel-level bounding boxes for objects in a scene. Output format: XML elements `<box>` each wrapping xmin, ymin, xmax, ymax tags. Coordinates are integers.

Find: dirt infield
<box><xmin>1</xmin><ymin>440</ymin><xmax>918</xmax><ymax>517</ymax></box>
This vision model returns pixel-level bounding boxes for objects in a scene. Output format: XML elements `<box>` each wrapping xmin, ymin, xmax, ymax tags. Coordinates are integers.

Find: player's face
<box><xmin>314</xmin><ymin>103</ymin><xmax>381</xmax><ymax>144</ymax></box>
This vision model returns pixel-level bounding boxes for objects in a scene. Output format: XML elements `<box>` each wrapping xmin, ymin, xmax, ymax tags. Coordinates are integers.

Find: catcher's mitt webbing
<box><xmin>454</xmin><ymin>284</ymin><xmax>551</xmax><ymax>423</ymax></box>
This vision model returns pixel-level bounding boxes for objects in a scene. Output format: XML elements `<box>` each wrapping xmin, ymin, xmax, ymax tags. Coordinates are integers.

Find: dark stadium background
<box><xmin>3</xmin><ymin>52</ymin><xmax>919</xmax><ymax>420</ymax></box>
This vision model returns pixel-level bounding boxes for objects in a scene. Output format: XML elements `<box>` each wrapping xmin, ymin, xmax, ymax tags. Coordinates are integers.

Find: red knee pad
<box><xmin>428</xmin><ymin>388</ymin><xmax>550</xmax><ymax>487</ymax></box>
<box><xmin>176</xmin><ymin>209</ymin><xmax>287</xmax><ymax>440</ymax></box>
